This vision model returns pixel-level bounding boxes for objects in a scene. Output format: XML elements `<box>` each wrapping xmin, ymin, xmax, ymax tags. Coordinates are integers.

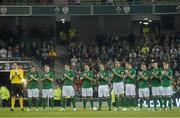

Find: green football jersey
<box><xmin>98</xmin><ymin>70</ymin><xmax>110</xmax><ymax>85</ymax></box>
<box><xmin>151</xmin><ymin>68</ymin><xmax>161</xmax><ymax>87</ymax></box>
<box><xmin>41</xmin><ymin>71</ymin><xmax>54</xmax><ymax>89</ymax></box>
<box><xmin>161</xmin><ymin>68</ymin><xmax>173</xmax><ymax>87</ymax></box>
<box><xmin>112</xmin><ymin>67</ymin><xmax>124</xmax><ymax>83</ymax></box>
<box><xmin>138</xmin><ymin>70</ymin><xmax>150</xmax><ymax>89</ymax></box>
<box><xmin>124</xmin><ymin>67</ymin><xmax>136</xmax><ymax>84</ymax></box>
<box><xmin>62</xmin><ymin>70</ymin><xmax>75</xmax><ymax>86</ymax></box>
<box><xmin>80</xmin><ymin>70</ymin><xmax>94</xmax><ymax>88</ymax></box>
<box><xmin>26</xmin><ymin>71</ymin><xmax>39</xmax><ymax>89</ymax></box>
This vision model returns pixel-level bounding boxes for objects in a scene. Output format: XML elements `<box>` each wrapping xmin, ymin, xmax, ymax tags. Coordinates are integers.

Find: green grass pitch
<box><xmin>0</xmin><ymin>107</ymin><xmax>180</xmax><ymax>118</ymax></box>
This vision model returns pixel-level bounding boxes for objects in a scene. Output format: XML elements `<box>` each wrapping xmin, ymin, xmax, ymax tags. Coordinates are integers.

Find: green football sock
<box><xmin>125</xmin><ymin>97</ymin><xmax>129</xmax><ymax>108</ymax></box>
<box><xmin>35</xmin><ymin>98</ymin><xmax>39</xmax><ymax>109</ymax></box>
<box><xmin>164</xmin><ymin>97</ymin><xmax>167</xmax><ymax>108</ymax></box>
<box><xmin>119</xmin><ymin>97</ymin><xmax>125</xmax><ymax>107</ymax></box>
<box><xmin>90</xmin><ymin>99</ymin><xmax>94</xmax><ymax>109</ymax></box>
<box><xmin>83</xmin><ymin>99</ymin><xmax>86</xmax><ymax>109</ymax></box>
<box><xmin>140</xmin><ymin>98</ymin><xmax>143</xmax><ymax>109</ymax></box>
<box><xmin>153</xmin><ymin>97</ymin><xmax>157</xmax><ymax>108</ymax></box>
<box><xmin>42</xmin><ymin>98</ymin><xmax>47</xmax><ymax>109</ymax></box>
<box><xmin>72</xmin><ymin>97</ymin><xmax>76</xmax><ymax>108</ymax></box>
<box><xmin>159</xmin><ymin>96</ymin><xmax>163</xmax><ymax>108</ymax></box>
<box><xmin>115</xmin><ymin>96</ymin><xmax>119</xmax><ymax>109</ymax></box>
<box><xmin>28</xmin><ymin>98</ymin><xmax>32</xmax><ymax>109</ymax></box>
<box><xmin>50</xmin><ymin>98</ymin><xmax>54</xmax><ymax>108</ymax></box>
<box><xmin>99</xmin><ymin>98</ymin><xmax>102</xmax><ymax>110</ymax></box>
<box><xmin>146</xmin><ymin>98</ymin><xmax>150</xmax><ymax>108</ymax></box>
<box><xmin>133</xmin><ymin>97</ymin><xmax>137</xmax><ymax>107</ymax></box>
<box><xmin>62</xmin><ymin>98</ymin><xmax>66</xmax><ymax>109</ymax></box>
<box><xmin>108</xmin><ymin>97</ymin><xmax>111</xmax><ymax>110</ymax></box>
<box><xmin>168</xmin><ymin>97</ymin><xmax>172</xmax><ymax>109</ymax></box>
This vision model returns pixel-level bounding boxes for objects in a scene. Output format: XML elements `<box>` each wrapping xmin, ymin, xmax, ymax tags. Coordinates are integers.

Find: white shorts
<box><xmin>82</xmin><ymin>88</ymin><xmax>93</xmax><ymax>97</ymax></box>
<box><xmin>42</xmin><ymin>89</ymin><xmax>53</xmax><ymax>98</ymax></box>
<box><xmin>162</xmin><ymin>86</ymin><xmax>173</xmax><ymax>96</ymax></box>
<box><xmin>113</xmin><ymin>82</ymin><xmax>124</xmax><ymax>95</ymax></box>
<box><xmin>125</xmin><ymin>84</ymin><xmax>136</xmax><ymax>96</ymax></box>
<box><xmin>152</xmin><ymin>86</ymin><xmax>162</xmax><ymax>96</ymax></box>
<box><xmin>139</xmin><ymin>88</ymin><xmax>149</xmax><ymax>98</ymax></box>
<box><xmin>27</xmin><ymin>88</ymin><xmax>39</xmax><ymax>98</ymax></box>
<box><xmin>62</xmin><ymin>86</ymin><xmax>75</xmax><ymax>97</ymax></box>
<box><xmin>98</xmin><ymin>85</ymin><xmax>110</xmax><ymax>97</ymax></box>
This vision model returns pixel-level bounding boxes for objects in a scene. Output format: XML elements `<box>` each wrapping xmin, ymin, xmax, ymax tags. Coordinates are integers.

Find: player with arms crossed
<box><xmin>60</xmin><ymin>64</ymin><xmax>77</xmax><ymax>112</ymax></box>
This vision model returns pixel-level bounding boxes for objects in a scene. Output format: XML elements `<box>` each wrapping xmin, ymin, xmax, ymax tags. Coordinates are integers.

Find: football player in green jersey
<box><xmin>124</xmin><ymin>62</ymin><xmax>137</xmax><ymax>111</ymax></box>
<box><xmin>26</xmin><ymin>66</ymin><xmax>39</xmax><ymax>111</ymax></box>
<box><xmin>137</xmin><ymin>63</ymin><xmax>150</xmax><ymax>111</ymax></box>
<box><xmin>150</xmin><ymin>61</ymin><xmax>163</xmax><ymax>110</ymax></box>
<box><xmin>97</xmin><ymin>64</ymin><xmax>111</xmax><ymax>111</ymax></box>
<box><xmin>161</xmin><ymin>62</ymin><xmax>173</xmax><ymax>110</ymax></box>
<box><xmin>112</xmin><ymin>61</ymin><xmax>125</xmax><ymax>111</ymax></box>
<box><xmin>80</xmin><ymin>64</ymin><xmax>95</xmax><ymax>111</ymax></box>
<box><xmin>60</xmin><ymin>64</ymin><xmax>77</xmax><ymax>112</ymax></box>
<box><xmin>41</xmin><ymin>65</ymin><xmax>54</xmax><ymax>110</ymax></box>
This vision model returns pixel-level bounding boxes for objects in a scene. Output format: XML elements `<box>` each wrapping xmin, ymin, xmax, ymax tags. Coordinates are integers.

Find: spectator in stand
<box><xmin>41</xmin><ymin>49</ymin><xmax>49</xmax><ymax>66</ymax></box>
<box><xmin>0</xmin><ymin>47</ymin><xmax>7</xmax><ymax>60</ymax></box>
<box><xmin>48</xmin><ymin>47</ymin><xmax>57</xmax><ymax>68</ymax></box>
<box><xmin>7</xmin><ymin>47</ymin><xmax>13</xmax><ymax>59</ymax></box>
<box><xmin>71</xmin><ymin>55</ymin><xmax>78</xmax><ymax>72</ymax></box>
<box><xmin>13</xmin><ymin>44</ymin><xmax>21</xmax><ymax>59</ymax></box>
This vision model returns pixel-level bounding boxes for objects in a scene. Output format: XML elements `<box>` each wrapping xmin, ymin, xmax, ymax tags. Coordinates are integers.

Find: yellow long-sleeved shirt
<box><xmin>10</xmin><ymin>69</ymin><xmax>24</xmax><ymax>84</ymax></box>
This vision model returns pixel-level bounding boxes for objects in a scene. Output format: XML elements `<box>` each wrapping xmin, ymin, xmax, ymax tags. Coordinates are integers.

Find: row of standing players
<box><xmin>9</xmin><ymin>61</ymin><xmax>174</xmax><ymax>111</ymax></box>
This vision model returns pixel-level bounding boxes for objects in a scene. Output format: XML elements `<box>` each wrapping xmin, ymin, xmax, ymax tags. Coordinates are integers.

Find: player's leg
<box><xmin>82</xmin><ymin>88</ymin><xmax>87</xmax><ymax>110</ymax></box>
<box><xmin>10</xmin><ymin>84</ymin><xmax>16</xmax><ymax>111</ymax></box>
<box><xmin>89</xmin><ymin>88</ymin><xmax>94</xmax><ymax>110</ymax></box>
<box><xmin>138</xmin><ymin>88</ymin><xmax>143</xmax><ymax>110</ymax></box>
<box><xmin>27</xmin><ymin>89</ymin><xmax>33</xmax><ymax>111</ymax></box>
<box><xmin>145</xmin><ymin>88</ymin><xmax>150</xmax><ymax>110</ymax></box>
<box><xmin>42</xmin><ymin>89</ymin><xmax>47</xmax><ymax>109</ymax></box>
<box><xmin>49</xmin><ymin>89</ymin><xmax>54</xmax><ymax>109</ymax></box>
<box><xmin>18</xmin><ymin>84</ymin><xmax>24</xmax><ymax>111</ymax></box>
<box><xmin>34</xmin><ymin>88</ymin><xmax>39</xmax><ymax>111</ymax></box>
<box><xmin>98</xmin><ymin>85</ymin><xmax>103</xmax><ymax>110</ymax></box>
<box><xmin>124</xmin><ymin>84</ymin><xmax>130</xmax><ymax>110</ymax></box>
<box><xmin>167</xmin><ymin>86</ymin><xmax>173</xmax><ymax>110</ymax></box>
<box><xmin>113</xmin><ymin>83</ymin><xmax>119</xmax><ymax>111</ymax></box>
<box><xmin>119</xmin><ymin>82</ymin><xmax>125</xmax><ymax>110</ymax></box>
<box><xmin>70</xmin><ymin>86</ymin><xmax>76</xmax><ymax>111</ymax></box>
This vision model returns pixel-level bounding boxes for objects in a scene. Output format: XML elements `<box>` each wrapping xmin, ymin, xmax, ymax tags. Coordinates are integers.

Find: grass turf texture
<box><xmin>0</xmin><ymin>107</ymin><xmax>180</xmax><ymax>117</ymax></box>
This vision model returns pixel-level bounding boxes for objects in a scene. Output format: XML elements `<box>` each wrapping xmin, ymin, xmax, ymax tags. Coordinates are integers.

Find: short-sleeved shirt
<box><xmin>112</xmin><ymin>67</ymin><xmax>124</xmax><ymax>83</ymax></box>
<box><xmin>26</xmin><ymin>71</ymin><xmax>39</xmax><ymax>89</ymax></box>
<box><xmin>124</xmin><ymin>67</ymin><xmax>136</xmax><ymax>84</ymax></box>
<box><xmin>161</xmin><ymin>68</ymin><xmax>173</xmax><ymax>87</ymax></box>
<box><xmin>138</xmin><ymin>70</ymin><xmax>150</xmax><ymax>89</ymax></box>
<box><xmin>80</xmin><ymin>70</ymin><xmax>94</xmax><ymax>88</ymax></box>
<box><xmin>41</xmin><ymin>71</ymin><xmax>54</xmax><ymax>89</ymax></box>
<box><xmin>151</xmin><ymin>68</ymin><xmax>161</xmax><ymax>87</ymax></box>
<box><xmin>62</xmin><ymin>70</ymin><xmax>75</xmax><ymax>86</ymax></box>
<box><xmin>98</xmin><ymin>70</ymin><xmax>110</xmax><ymax>85</ymax></box>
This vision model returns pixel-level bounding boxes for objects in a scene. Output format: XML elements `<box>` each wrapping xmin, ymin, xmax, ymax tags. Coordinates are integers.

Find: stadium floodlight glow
<box><xmin>139</xmin><ymin>21</ymin><xmax>142</xmax><ymax>24</ymax></box>
<box><xmin>144</xmin><ymin>17</ymin><xmax>148</xmax><ymax>20</ymax></box>
<box><xmin>143</xmin><ymin>22</ymin><xmax>149</xmax><ymax>25</ymax></box>
<box><xmin>149</xmin><ymin>20</ymin><xmax>152</xmax><ymax>22</ymax></box>
<box><xmin>61</xmin><ymin>19</ymin><xmax>65</xmax><ymax>23</ymax></box>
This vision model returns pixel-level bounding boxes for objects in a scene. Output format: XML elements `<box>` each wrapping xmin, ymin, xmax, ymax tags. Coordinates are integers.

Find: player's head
<box><xmin>163</xmin><ymin>62</ymin><xmax>169</xmax><ymax>70</ymax></box>
<box><xmin>152</xmin><ymin>61</ymin><xmax>158</xmax><ymax>68</ymax></box>
<box><xmin>141</xmin><ymin>63</ymin><xmax>146</xmax><ymax>71</ymax></box>
<box><xmin>64</xmin><ymin>64</ymin><xmax>70</xmax><ymax>71</ymax></box>
<box><xmin>99</xmin><ymin>64</ymin><xmax>105</xmax><ymax>71</ymax></box>
<box><xmin>31</xmin><ymin>66</ymin><xmax>36</xmax><ymax>72</ymax></box>
<box><xmin>115</xmin><ymin>61</ymin><xmax>120</xmax><ymax>67</ymax></box>
<box><xmin>44</xmin><ymin>65</ymin><xmax>50</xmax><ymax>72</ymax></box>
<box><xmin>13</xmin><ymin>62</ymin><xmax>19</xmax><ymax>69</ymax></box>
<box><xmin>84</xmin><ymin>64</ymin><xmax>89</xmax><ymax>71</ymax></box>
<box><xmin>125</xmin><ymin>62</ymin><xmax>131</xmax><ymax>69</ymax></box>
